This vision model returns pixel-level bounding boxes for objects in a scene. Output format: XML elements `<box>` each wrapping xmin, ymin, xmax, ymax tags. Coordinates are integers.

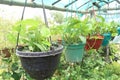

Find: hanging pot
<box><xmin>16</xmin><ymin>45</ymin><xmax>63</xmax><ymax>80</ymax></box>
<box><xmin>57</xmin><ymin>39</ymin><xmax>62</xmax><ymax>44</ymax></box>
<box><xmin>64</xmin><ymin>43</ymin><xmax>85</xmax><ymax>62</ymax></box>
<box><xmin>102</xmin><ymin>33</ymin><xmax>111</xmax><ymax>46</ymax></box>
<box><xmin>117</xmin><ymin>27</ymin><xmax>120</xmax><ymax>35</ymax></box>
<box><xmin>85</xmin><ymin>35</ymin><xmax>104</xmax><ymax>51</ymax></box>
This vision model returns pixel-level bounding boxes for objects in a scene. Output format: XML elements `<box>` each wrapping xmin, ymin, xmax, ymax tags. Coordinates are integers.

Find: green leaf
<box><xmin>41</xmin><ymin>27</ymin><xmax>51</xmax><ymax>37</ymax></box>
<box><xmin>79</xmin><ymin>36</ymin><xmax>86</xmax><ymax>43</ymax></box>
<box><xmin>33</xmin><ymin>42</ymin><xmax>47</xmax><ymax>51</ymax></box>
<box><xmin>12</xmin><ymin>71</ymin><xmax>21</xmax><ymax>80</ymax></box>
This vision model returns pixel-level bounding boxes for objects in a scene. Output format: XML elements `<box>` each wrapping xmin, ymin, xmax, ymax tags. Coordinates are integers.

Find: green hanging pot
<box><xmin>117</xmin><ymin>27</ymin><xmax>120</xmax><ymax>35</ymax></box>
<box><xmin>102</xmin><ymin>33</ymin><xmax>111</xmax><ymax>46</ymax></box>
<box><xmin>64</xmin><ymin>43</ymin><xmax>85</xmax><ymax>62</ymax></box>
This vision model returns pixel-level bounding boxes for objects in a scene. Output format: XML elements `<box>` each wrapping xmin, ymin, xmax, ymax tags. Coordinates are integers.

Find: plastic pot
<box><xmin>102</xmin><ymin>33</ymin><xmax>111</xmax><ymax>46</ymax></box>
<box><xmin>117</xmin><ymin>27</ymin><xmax>120</xmax><ymax>35</ymax></box>
<box><xmin>85</xmin><ymin>35</ymin><xmax>104</xmax><ymax>51</ymax></box>
<box><xmin>16</xmin><ymin>45</ymin><xmax>63</xmax><ymax>80</ymax></box>
<box><xmin>64</xmin><ymin>43</ymin><xmax>85</xmax><ymax>62</ymax></box>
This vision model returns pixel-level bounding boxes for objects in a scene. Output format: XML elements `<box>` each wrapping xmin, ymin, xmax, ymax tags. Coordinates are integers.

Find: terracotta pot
<box><xmin>1</xmin><ymin>48</ymin><xmax>11</xmax><ymax>58</ymax></box>
<box><xmin>0</xmin><ymin>47</ymin><xmax>15</xmax><ymax>58</ymax></box>
<box><xmin>57</xmin><ymin>39</ymin><xmax>62</xmax><ymax>44</ymax></box>
<box><xmin>85</xmin><ymin>35</ymin><xmax>104</xmax><ymax>51</ymax></box>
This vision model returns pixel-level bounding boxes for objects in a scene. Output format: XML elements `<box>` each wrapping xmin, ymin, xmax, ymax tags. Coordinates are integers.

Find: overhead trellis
<box><xmin>0</xmin><ymin>0</ymin><xmax>119</xmax><ymax>14</ymax></box>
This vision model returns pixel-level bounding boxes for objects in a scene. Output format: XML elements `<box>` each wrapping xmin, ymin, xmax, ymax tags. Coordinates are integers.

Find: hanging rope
<box><xmin>115</xmin><ymin>3</ymin><xmax>118</xmax><ymax>22</ymax></box>
<box><xmin>85</xmin><ymin>0</ymin><xmax>91</xmax><ymax>18</ymax></box>
<box><xmin>41</xmin><ymin>0</ymin><xmax>51</xmax><ymax>44</ymax></box>
<box><xmin>16</xmin><ymin>0</ymin><xmax>27</xmax><ymax>49</ymax></box>
<box><xmin>41</xmin><ymin>0</ymin><xmax>48</xmax><ymax>28</ymax></box>
<box><xmin>65</xmin><ymin>0</ymin><xmax>71</xmax><ymax>19</ymax></box>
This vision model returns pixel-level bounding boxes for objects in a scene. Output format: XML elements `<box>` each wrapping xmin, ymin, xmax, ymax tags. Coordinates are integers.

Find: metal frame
<box><xmin>64</xmin><ymin>0</ymin><xmax>78</xmax><ymax>8</ymax></box>
<box><xmin>87</xmin><ymin>0</ymin><xmax>115</xmax><ymax>10</ymax></box>
<box><xmin>52</xmin><ymin>0</ymin><xmax>61</xmax><ymax>5</ymax></box>
<box><xmin>0</xmin><ymin>0</ymin><xmax>88</xmax><ymax>14</ymax></box>
<box><xmin>77</xmin><ymin>0</ymin><xmax>91</xmax><ymax>9</ymax></box>
<box><xmin>0</xmin><ymin>0</ymin><xmax>118</xmax><ymax>14</ymax></box>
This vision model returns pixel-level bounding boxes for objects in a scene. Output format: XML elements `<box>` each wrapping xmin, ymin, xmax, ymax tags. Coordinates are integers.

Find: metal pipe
<box><xmin>0</xmin><ymin>0</ymin><xmax>88</xmax><ymax>14</ymax></box>
<box><xmin>52</xmin><ymin>0</ymin><xmax>61</xmax><ymax>5</ymax></box>
<box><xmin>0</xmin><ymin>0</ymin><xmax>119</xmax><ymax>14</ymax></box>
<box><xmin>77</xmin><ymin>0</ymin><xmax>91</xmax><ymax>9</ymax></box>
<box><xmin>87</xmin><ymin>0</ymin><xmax>115</xmax><ymax>10</ymax></box>
<box><xmin>64</xmin><ymin>0</ymin><xmax>78</xmax><ymax>8</ymax></box>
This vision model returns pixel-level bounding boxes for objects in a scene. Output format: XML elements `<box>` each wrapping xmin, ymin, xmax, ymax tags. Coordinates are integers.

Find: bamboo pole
<box><xmin>0</xmin><ymin>0</ymin><xmax>120</xmax><ymax>14</ymax></box>
<box><xmin>0</xmin><ymin>0</ymin><xmax>88</xmax><ymax>14</ymax></box>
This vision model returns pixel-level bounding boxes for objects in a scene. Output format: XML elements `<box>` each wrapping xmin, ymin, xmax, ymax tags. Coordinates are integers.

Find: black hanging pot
<box><xmin>16</xmin><ymin>45</ymin><xmax>63</xmax><ymax>80</ymax></box>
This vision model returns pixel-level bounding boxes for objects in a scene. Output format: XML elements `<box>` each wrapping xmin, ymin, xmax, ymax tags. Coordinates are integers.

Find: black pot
<box><xmin>16</xmin><ymin>45</ymin><xmax>63</xmax><ymax>80</ymax></box>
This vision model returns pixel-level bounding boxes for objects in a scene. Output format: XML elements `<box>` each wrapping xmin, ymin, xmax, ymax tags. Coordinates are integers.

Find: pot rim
<box><xmin>16</xmin><ymin>45</ymin><xmax>63</xmax><ymax>57</ymax></box>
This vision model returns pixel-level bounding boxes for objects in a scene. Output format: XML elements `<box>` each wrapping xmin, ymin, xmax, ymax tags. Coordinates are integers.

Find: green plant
<box><xmin>0</xmin><ymin>52</ymin><xmax>33</xmax><ymax>80</ymax></box>
<box><xmin>0</xmin><ymin>17</ymin><xmax>15</xmax><ymax>49</ymax></box>
<box><xmin>51</xmin><ymin>12</ymin><xmax>64</xmax><ymax>24</ymax></box>
<box><xmin>90</xmin><ymin>15</ymin><xmax>118</xmax><ymax>36</ymax></box>
<box><xmin>109</xmin><ymin>21</ymin><xmax>118</xmax><ymax>36</ymax></box>
<box><xmin>50</xmin><ymin>24</ymin><xmax>64</xmax><ymax>41</ymax></box>
<box><xmin>13</xmin><ymin>18</ymin><xmax>51</xmax><ymax>52</ymax></box>
<box><xmin>63</xmin><ymin>17</ymin><xmax>90</xmax><ymax>45</ymax></box>
<box><xmin>88</xmin><ymin>15</ymin><xmax>106</xmax><ymax>35</ymax></box>
<box><xmin>1</xmin><ymin>50</ymin><xmax>120</xmax><ymax>80</ymax></box>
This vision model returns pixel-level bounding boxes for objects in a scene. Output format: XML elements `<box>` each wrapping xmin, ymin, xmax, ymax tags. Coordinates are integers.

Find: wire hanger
<box><xmin>16</xmin><ymin>0</ymin><xmax>27</xmax><ymax>49</ymax></box>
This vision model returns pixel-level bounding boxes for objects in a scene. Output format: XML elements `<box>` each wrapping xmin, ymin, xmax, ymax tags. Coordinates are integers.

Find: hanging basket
<box><xmin>16</xmin><ymin>45</ymin><xmax>63</xmax><ymax>80</ymax></box>
<box><xmin>102</xmin><ymin>33</ymin><xmax>111</xmax><ymax>46</ymax></box>
<box><xmin>85</xmin><ymin>35</ymin><xmax>104</xmax><ymax>51</ymax></box>
<box><xmin>117</xmin><ymin>27</ymin><xmax>120</xmax><ymax>35</ymax></box>
<box><xmin>64</xmin><ymin>43</ymin><xmax>85</xmax><ymax>62</ymax></box>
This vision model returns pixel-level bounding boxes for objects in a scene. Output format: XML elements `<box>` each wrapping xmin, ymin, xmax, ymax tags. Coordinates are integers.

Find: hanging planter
<box><xmin>65</xmin><ymin>43</ymin><xmax>85</xmax><ymax>62</ymax></box>
<box><xmin>102</xmin><ymin>33</ymin><xmax>111</xmax><ymax>46</ymax></box>
<box><xmin>117</xmin><ymin>27</ymin><xmax>120</xmax><ymax>35</ymax></box>
<box><xmin>62</xmin><ymin>17</ymin><xmax>90</xmax><ymax>62</ymax></box>
<box><xmin>13</xmin><ymin>0</ymin><xmax>64</xmax><ymax>79</ymax></box>
<box><xmin>14</xmin><ymin>19</ymin><xmax>64</xmax><ymax>79</ymax></box>
<box><xmin>85</xmin><ymin>35</ymin><xmax>104</xmax><ymax>51</ymax></box>
<box><xmin>16</xmin><ymin>45</ymin><xmax>63</xmax><ymax>80</ymax></box>
<box><xmin>13</xmin><ymin>18</ymin><xmax>64</xmax><ymax>80</ymax></box>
